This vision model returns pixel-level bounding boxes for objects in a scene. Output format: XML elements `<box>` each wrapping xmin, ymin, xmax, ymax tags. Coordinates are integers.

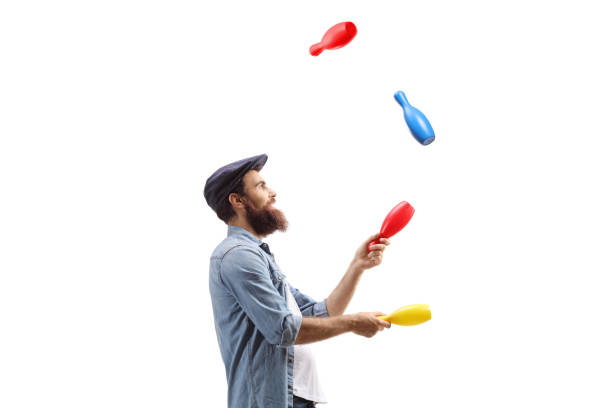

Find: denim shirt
<box><xmin>209</xmin><ymin>226</ymin><xmax>329</xmax><ymax>408</ymax></box>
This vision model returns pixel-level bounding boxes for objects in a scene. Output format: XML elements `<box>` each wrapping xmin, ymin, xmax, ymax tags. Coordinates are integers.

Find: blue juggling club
<box><xmin>394</xmin><ymin>90</ymin><xmax>435</xmax><ymax>145</ymax></box>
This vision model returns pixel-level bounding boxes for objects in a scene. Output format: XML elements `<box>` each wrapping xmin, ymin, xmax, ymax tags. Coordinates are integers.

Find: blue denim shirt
<box><xmin>209</xmin><ymin>226</ymin><xmax>329</xmax><ymax>408</ymax></box>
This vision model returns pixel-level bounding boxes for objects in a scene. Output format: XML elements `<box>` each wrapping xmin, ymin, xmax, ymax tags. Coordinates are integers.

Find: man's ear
<box><xmin>228</xmin><ymin>193</ymin><xmax>245</xmax><ymax>208</ymax></box>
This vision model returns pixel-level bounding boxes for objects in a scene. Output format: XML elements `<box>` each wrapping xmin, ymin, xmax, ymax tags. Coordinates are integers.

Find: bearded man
<box><xmin>204</xmin><ymin>154</ymin><xmax>391</xmax><ymax>408</ymax></box>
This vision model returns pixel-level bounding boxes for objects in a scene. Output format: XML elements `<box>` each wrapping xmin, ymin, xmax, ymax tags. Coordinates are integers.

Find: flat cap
<box><xmin>204</xmin><ymin>154</ymin><xmax>268</xmax><ymax>213</ymax></box>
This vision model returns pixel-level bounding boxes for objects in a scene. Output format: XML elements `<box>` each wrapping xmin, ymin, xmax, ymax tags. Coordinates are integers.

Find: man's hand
<box><xmin>351</xmin><ymin>233</ymin><xmax>391</xmax><ymax>271</ymax></box>
<box><xmin>294</xmin><ymin>313</ymin><xmax>392</xmax><ymax>345</ymax></box>
<box><xmin>349</xmin><ymin>312</ymin><xmax>392</xmax><ymax>338</ymax></box>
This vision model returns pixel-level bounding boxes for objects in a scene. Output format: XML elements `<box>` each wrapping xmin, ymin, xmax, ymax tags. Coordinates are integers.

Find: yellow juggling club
<box><xmin>377</xmin><ymin>304</ymin><xmax>431</xmax><ymax>326</ymax></box>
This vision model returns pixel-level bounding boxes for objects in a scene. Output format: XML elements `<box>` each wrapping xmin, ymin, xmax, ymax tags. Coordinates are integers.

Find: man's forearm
<box><xmin>325</xmin><ymin>262</ymin><xmax>364</xmax><ymax>317</ymax></box>
<box><xmin>294</xmin><ymin>315</ymin><xmax>353</xmax><ymax>345</ymax></box>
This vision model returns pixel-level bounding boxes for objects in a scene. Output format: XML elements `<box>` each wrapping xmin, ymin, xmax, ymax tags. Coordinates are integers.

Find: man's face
<box><xmin>241</xmin><ymin>170</ymin><xmax>288</xmax><ymax>237</ymax></box>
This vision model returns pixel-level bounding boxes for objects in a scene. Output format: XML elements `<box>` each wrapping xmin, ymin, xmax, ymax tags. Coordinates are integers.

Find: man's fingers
<box><xmin>373</xmin><ymin>312</ymin><xmax>391</xmax><ymax>328</ymax></box>
<box><xmin>369</xmin><ymin>244</ymin><xmax>387</xmax><ymax>252</ymax></box>
<box><xmin>368</xmin><ymin>249</ymin><xmax>384</xmax><ymax>257</ymax></box>
<box><xmin>368</xmin><ymin>251</ymin><xmax>383</xmax><ymax>265</ymax></box>
<box><xmin>376</xmin><ymin>318</ymin><xmax>391</xmax><ymax>329</ymax></box>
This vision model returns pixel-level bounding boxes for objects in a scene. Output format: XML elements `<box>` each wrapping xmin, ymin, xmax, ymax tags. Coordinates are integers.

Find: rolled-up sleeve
<box><xmin>289</xmin><ymin>285</ymin><xmax>329</xmax><ymax>318</ymax></box>
<box><xmin>220</xmin><ymin>246</ymin><xmax>301</xmax><ymax>347</ymax></box>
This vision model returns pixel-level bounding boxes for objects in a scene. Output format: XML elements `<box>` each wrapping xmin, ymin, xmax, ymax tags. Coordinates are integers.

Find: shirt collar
<box><xmin>227</xmin><ymin>225</ymin><xmax>262</xmax><ymax>245</ymax></box>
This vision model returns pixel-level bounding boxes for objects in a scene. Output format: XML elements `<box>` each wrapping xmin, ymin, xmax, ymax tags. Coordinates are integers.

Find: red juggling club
<box><xmin>309</xmin><ymin>21</ymin><xmax>357</xmax><ymax>56</ymax></box>
<box><xmin>368</xmin><ymin>201</ymin><xmax>415</xmax><ymax>251</ymax></box>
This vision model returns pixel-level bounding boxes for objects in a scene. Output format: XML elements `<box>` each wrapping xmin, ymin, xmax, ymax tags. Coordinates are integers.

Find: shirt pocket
<box><xmin>268</xmin><ymin>264</ymin><xmax>286</xmax><ymax>286</ymax></box>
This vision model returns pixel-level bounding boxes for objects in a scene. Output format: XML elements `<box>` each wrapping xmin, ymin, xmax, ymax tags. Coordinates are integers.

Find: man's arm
<box><xmin>294</xmin><ymin>312</ymin><xmax>390</xmax><ymax>345</ymax></box>
<box><xmin>220</xmin><ymin>246</ymin><xmax>300</xmax><ymax>347</ymax></box>
<box><xmin>326</xmin><ymin>234</ymin><xmax>391</xmax><ymax>317</ymax></box>
<box><xmin>325</xmin><ymin>263</ymin><xmax>365</xmax><ymax>317</ymax></box>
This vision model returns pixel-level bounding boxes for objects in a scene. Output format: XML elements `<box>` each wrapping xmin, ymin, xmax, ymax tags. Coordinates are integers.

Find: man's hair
<box><xmin>215</xmin><ymin>179</ymin><xmax>246</xmax><ymax>223</ymax></box>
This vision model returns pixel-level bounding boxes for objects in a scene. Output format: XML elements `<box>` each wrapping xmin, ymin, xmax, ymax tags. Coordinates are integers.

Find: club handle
<box><xmin>394</xmin><ymin>90</ymin><xmax>410</xmax><ymax>108</ymax></box>
<box><xmin>309</xmin><ymin>43</ymin><xmax>323</xmax><ymax>56</ymax></box>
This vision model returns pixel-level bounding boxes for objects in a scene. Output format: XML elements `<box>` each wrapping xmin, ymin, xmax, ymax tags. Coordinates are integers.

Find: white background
<box><xmin>1</xmin><ymin>0</ymin><xmax>611</xmax><ymax>407</ymax></box>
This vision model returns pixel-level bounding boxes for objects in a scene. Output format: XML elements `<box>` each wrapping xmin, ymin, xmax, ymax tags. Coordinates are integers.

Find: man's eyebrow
<box><xmin>256</xmin><ymin>181</ymin><xmax>266</xmax><ymax>186</ymax></box>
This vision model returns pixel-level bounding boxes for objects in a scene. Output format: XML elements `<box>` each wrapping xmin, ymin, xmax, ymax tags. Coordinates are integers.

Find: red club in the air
<box><xmin>309</xmin><ymin>21</ymin><xmax>357</xmax><ymax>56</ymax></box>
<box><xmin>368</xmin><ymin>201</ymin><xmax>415</xmax><ymax>251</ymax></box>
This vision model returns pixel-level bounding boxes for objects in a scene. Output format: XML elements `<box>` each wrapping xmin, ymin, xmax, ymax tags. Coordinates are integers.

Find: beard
<box><xmin>244</xmin><ymin>198</ymin><xmax>289</xmax><ymax>238</ymax></box>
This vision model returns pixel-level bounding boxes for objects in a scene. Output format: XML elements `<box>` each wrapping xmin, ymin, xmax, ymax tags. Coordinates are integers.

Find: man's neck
<box><xmin>228</xmin><ymin>219</ymin><xmax>263</xmax><ymax>241</ymax></box>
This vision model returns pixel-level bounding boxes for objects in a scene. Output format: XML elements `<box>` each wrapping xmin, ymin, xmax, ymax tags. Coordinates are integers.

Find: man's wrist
<box><xmin>349</xmin><ymin>260</ymin><xmax>365</xmax><ymax>275</ymax></box>
<box><xmin>340</xmin><ymin>314</ymin><xmax>355</xmax><ymax>332</ymax></box>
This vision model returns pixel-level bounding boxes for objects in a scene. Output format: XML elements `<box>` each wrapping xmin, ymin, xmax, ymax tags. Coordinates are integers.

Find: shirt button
<box><xmin>288</xmin><ymin>359</ymin><xmax>293</xmax><ymax>363</ymax></box>
<box><xmin>277</xmin><ymin>276</ymin><xmax>282</xmax><ymax>281</ymax></box>
<box><xmin>288</xmin><ymin>385</ymin><xmax>293</xmax><ymax>390</ymax></box>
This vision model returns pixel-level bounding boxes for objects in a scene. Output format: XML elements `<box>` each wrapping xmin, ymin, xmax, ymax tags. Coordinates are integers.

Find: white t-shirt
<box><xmin>285</xmin><ymin>282</ymin><xmax>327</xmax><ymax>404</ymax></box>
